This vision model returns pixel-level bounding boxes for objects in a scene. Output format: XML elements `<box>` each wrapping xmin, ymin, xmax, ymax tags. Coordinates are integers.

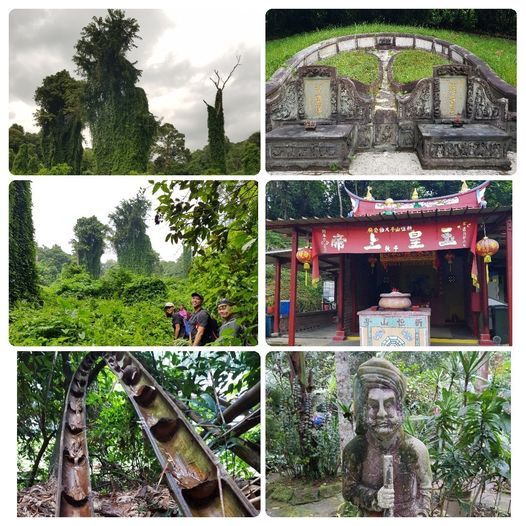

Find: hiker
<box><xmin>188</xmin><ymin>293</ymin><xmax>218</xmax><ymax>346</ymax></box>
<box><xmin>177</xmin><ymin>303</ymin><xmax>191</xmax><ymax>338</ymax></box>
<box><xmin>164</xmin><ymin>302</ymin><xmax>186</xmax><ymax>341</ymax></box>
<box><xmin>217</xmin><ymin>298</ymin><xmax>244</xmax><ymax>341</ymax></box>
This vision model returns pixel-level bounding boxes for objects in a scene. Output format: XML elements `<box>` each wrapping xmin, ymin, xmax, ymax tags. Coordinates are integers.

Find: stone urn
<box><xmin>378</xmin><ymin>290</ymin><xmax>412</xmax><ymax>310</ymax></box>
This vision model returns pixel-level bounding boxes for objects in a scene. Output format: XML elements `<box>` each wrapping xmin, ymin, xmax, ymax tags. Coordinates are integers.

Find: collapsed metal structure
<box><xmin>56</xmin><ymin>352</ymin><xmax>259</xmax><ymax>517</ymax></box>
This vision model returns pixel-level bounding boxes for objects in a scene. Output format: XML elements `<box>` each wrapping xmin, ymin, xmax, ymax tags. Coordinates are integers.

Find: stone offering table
<box><xmin>416</xmin><ymin>123</ymin><xmax>511</xmax><ymax>170</ymax></box>
<box><xmin>358</xmin><ymin>307</ymin><xmax>431</xmax><ymax>346</ymax></box>
<box><xmin>266</xmin><ymin>124</ymin><xmax>355</xmax><ymax>170</ymax></box>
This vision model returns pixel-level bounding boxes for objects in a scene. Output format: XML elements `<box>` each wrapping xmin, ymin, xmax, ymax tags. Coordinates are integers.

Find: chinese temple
<box><xmin>266</xmin><ymin>181</ymin><xmax>512</xmax><ymax>346</ymax></box>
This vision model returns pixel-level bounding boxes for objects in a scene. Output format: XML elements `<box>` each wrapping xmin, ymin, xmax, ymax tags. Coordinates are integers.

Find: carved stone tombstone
<box><xmin>266</xmin><ymin>65</ymin><xmax>373</xmax><ymax>170</ymax></box>
<box><xmin>342</xmin><ymin>358</ymin><xmax>432</xmax><ymax>517</ymax></box>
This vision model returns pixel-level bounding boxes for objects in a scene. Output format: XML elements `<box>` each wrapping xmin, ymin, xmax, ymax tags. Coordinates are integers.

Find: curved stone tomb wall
<box><xmin>266</xmin><ymin>33</ymin><xmax>516</xmax><ymax>113</ymax></box>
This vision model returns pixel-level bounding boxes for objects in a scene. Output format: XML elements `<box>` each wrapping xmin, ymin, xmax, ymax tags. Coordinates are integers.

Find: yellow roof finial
<box><xmin>460</xmin><ymin>180</ymin><xmax>469</xmax><ymax>193</ymax></box>
<box><xmin>411</xmin><ymin>188</ymin><xmax>419</xmax><ymax>200</ymax></box>
<box><xmin>365</xmin><ymin>186</ymin><xmax>373</xmax><ymax>200</ymax></box>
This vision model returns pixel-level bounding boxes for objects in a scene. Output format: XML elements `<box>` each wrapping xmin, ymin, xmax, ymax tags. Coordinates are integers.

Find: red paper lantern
<box><xmin>296</xmin><ymin>247</ymin><xmax>312</xmax><ymax>267</ymax></box>
<box><xmin>476</xmin><ymin>235</ymin><xmax>499</xmax><ymax>284</ymax></box>
<box><xmin>476</xmin><ymin>236</ymin><xmax>499</xmax><ymax>263</ymax></box>
<box><xmin>296</xmin><ymin>247</ymin><xmax>312</xmax><ymax>286</ymax></box>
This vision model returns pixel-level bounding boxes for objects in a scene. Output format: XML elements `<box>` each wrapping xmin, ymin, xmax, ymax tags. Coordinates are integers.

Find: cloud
<box><xmin>9</xmin><ymin>9</ymin><xmax>260</xmax><ymax>150</ymax></box>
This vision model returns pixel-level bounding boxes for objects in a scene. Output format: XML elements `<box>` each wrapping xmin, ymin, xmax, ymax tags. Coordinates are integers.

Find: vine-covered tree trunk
<box><xmin>335</xmin><ymin>352</ymin><xmax>355</xmax><ymax>455</ymax></box>
<box><xmin>35</xmin><ymin>70</ymin><xmax>84</xmax><ymax>174</ymax></box>
<box><xmin>288</xmin><ymin>352</ymin><xmax>317</xmax><ymax>476</ymax></box>
<box><xmin>206</xmin><ymin>88</ymin><xmax>226</xmax><ymax>174</ymax></box>
<box><xmin>9</xmin><ymin>181</ymin><xmax>39</xmax><ymax>304</ymax></box>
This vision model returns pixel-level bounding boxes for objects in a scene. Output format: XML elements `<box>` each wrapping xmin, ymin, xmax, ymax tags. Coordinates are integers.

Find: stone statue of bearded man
<box><xmin>342</xmin><ymin>358</ymin><xmax>432</xmax><ymax>517</ymax></box>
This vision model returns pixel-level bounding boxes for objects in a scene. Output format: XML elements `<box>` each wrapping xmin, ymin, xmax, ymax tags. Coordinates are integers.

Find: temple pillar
<box><xmin>333</xmin><ymin>254</ymin><xmax>345</xmax><ymax>341</ymax></box>
<box><xmin>288</xmin><ymin>230</ymin><xmax>298</xmax><ymax>346</ymax></box>
<box><xmin>506</xmin><ymin>217</ymin><xmax>512</xmax><ymax>345</ymax></box>
<box><xmin>351</xmin><ymin>255</ymin><xmax>359</xmax><ymax>334</ymax></box>
<box><xmin>272</xmin><ymin>259</ymin><xmax>281</xmax><ymax>336</ymax></box>
<box><xmin>478</xmin><ymin>255</ymin><xmax>493</xmax><ymax>345</ymax></box>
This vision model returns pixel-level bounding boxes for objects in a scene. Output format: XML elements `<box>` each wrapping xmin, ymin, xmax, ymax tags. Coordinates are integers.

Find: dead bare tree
<box><xmin>203</xmin><ymin>56</ymin><xmax>242</xmax><ymax>174</ymax></box>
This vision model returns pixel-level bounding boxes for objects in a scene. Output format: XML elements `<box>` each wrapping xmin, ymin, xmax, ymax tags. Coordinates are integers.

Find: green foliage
<box><xmin>316</xmin><ymin>50</ymin><xmax>380</xmax><ymax>84</ymax></box>
<box><xmin>266</xmin><ymin>20</ymin><xmax>516</xmax><ymax>86</ymax></box>
<box><xmin>392</xmin><ymin>49</ymin><xmax>449</xmax><ymax>84</ymax></box>
<box><xmin>152</xmin><ymin>180</ymin><xmax>258</xmax><ymax>344</ymax></box>
<box><xmin>12</xmin><ymin>143</ymin><xmax>39</xmax><ymax>175</ymax></box>
<box><xmin>122</xmin><ymin>276</ymin><xmax>167</xmax><ymax>305</ymax></box>
<box><xmin>34</xmin><ymin>70</ymin><xmax>84</xmax><ymax>173</ymax></box>
<box><xmin>109</xmin><ymin>190</ymin><xmax>157</xmax><ymax>275</ymax></box>
<box><xmin>36</xmin><ymin>244</ymin><xmax>73</xmax><ymax>285</ymax></box>
<box><xmin>37</xmin><ymin>163</ymin><xmax>74</xmax><ymax>175</ymax></box>
<box><xmin>149</xmin><ymin>122</ymin><xmax>191</xmax><ymax>174</ymax></box>
<box><xmin>9</xmin><ymin>181</ymin><xmax>39</xmax><ymax>305</ymax></box>
<box><xmin>74</xmin><ymin>9</ymin><xmax>156</xmax><ymax>174</ymax></box>
<box><xmin>186</xmin><ymin>133</ymin><xmax>260</xmax><ymax>175</ymax></box>
<box><xmin>72</xmin><ymin>216</ymin><xmax>108</xmax><ymax>278</ymax></box>
<box><xmin>10</xmin><ymin>124</ymin><xmax>42</xmax><ymax>173</ymax></box>
<box><xmin>266</xmin><ymin>352</ymin><xmax>340</xmax><ymax>479</ymax></box>
<box><xmin>17</xmin><ymin>352</ymin><xmax>79</xmax><ymax>487</ymax></box>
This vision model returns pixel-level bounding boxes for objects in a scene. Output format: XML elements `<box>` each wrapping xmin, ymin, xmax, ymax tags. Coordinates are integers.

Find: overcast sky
<box><xmin>9</xmin><ymin>9</ymin><xmax>260</xmax><ymax>150</ymax></box>
<box><xmin>29</xmin><ymin>179</ymin><xmax>185</xmax><ymax>262</ymax></box>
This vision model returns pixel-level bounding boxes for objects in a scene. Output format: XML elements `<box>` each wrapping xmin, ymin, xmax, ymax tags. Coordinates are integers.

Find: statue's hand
<box><xmin>376</xmin><ymin>486</ymin><xmax>395</xmax><ymax>509</ymax></box>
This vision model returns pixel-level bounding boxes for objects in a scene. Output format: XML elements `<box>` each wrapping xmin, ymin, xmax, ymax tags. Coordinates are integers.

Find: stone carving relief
<box><xmin>269</xmin><ymin>82</ymin><xmax>299</xmax><ymax>122</ymax></box>
<box><xmin>338</xmin><ymin>79</ymin><xmax>373</xmax><ymax>122</ymax></box>
<box><xmin>397</xmin><ymin>79</ymin><xmax>433</xmax><ymax>120</ymax></box>
<box><xmin>428</xmin><ymin>141</ymin><xmax>504</xmax><ymax>159</ymax></box>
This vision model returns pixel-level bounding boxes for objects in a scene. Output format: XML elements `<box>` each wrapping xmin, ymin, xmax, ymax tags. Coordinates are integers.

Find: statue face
<box><xmin>366</xmin><ymin>387</ymin><xmax>402</xmax><ymax>440</ymax></box>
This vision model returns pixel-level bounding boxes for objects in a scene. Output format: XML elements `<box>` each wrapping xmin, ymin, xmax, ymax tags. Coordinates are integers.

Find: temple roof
<box><xmin>343</xmin><ymin>181</ymin><xmax>490</xmax><ymax>217</ymax></box>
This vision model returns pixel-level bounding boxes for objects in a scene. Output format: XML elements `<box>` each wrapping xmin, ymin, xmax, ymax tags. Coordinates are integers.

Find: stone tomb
<box><xmin>398</xmin><ymin>65</ymin><xmax>511</xmax><ymax>169</ymax></box>
<box><xmin>266</xmin><ymin>66</ymin><xmax>373</xmax><ymax>170</ymax></box>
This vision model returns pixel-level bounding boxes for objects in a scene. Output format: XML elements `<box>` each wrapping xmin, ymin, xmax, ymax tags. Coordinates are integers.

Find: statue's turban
<box><xmin>355</xmin><ymin>357</ymin><xmax>406</xmax><ymax>403</ymax></box>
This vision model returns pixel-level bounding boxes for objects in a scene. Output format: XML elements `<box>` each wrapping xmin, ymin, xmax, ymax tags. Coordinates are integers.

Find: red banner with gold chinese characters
<box><xmin>311</xmin><ymin>219</ymin><xmax>478</xmax><ymax>283</ymax></box>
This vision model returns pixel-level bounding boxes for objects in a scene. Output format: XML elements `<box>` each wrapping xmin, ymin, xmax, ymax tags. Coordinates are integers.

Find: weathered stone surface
<box><xmin>339</xmin><ymin>38</ymin><xmax>356</xmax><ymax>52</ymax></box>
<box><xmin>397</xmin><ymin>79</ymin><xmax>433</xmax><ymax>121</ymax></box>
<box><xmin>395</xmin><ymin>36</ymin><xmax>413</xmax><ymax>48</ymax></box>
<box><xmin>373</xmin><ymin>109</ymin><xmax>398</xmax><ymax>148</ymax></box>
<box><xmin>266</xmin><ymin>124</ymin><xmax>355</xmax><ymax>170</ymax></box>
<box><xmin>415</xmin><ymin>38</ymin><xmax>432</xmax><ymax>51</ymax></box>
<box><xmin>291</xmin><ymin>487</ymin><xmax>321</xmax><ymax>505</ymax></box>
<box><xmin>416</xmin><ymin>123</ymin><xmax>511</xmax><ymax>169</ymax></box>
<box><xmin>319</xmin><ymin>43</ymin><xmax>337</xmax><ymax>59</ymax></box>
<box><xmin>357</xmin><ymin>36</ymin><xmax>375</xmax><ymax>48</ymax></box>
<box><xmin>268</xmin><ymin>484</ymin><xmax>294</xmax><ymax>503</ymax></box>
<box><xmin>342</xmin><ymin>358</ymin><xmax>432</xmax><ymax>517</ymax></box>
<box><xmin>438</xmin><ymin>76</ymin><xmax>467</xmax><ymax>118</ymax></box>
<box><xmin>304</xmin><ymin>78</ymin><xmax>332</xmax><ymax>119</ymax></box>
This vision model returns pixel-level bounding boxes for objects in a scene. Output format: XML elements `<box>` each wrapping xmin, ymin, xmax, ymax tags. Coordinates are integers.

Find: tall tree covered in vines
<box><xmin>34</xmin><ymin>70</ymin><xmax>84</xmax><ymax>174</ymax></box>
<box><xmin>109</xmin><ymin>191</ymin><xmax>156</xmax><ymax>275</ymax></box>
<box><xmin>73</xmin><ymin>9</ymin><xmax>156</xmax><ymax>174</ymax></box>
<box><xmin>9</xmin><ymin>181</ymin><xmax>39</xmax><ymax>304</ymax></box>
<box><xmin>204</xmin><ymin>57</ymin><xmax>241</xmax><ymax>174</ymax></box>
<box><xmin>71</xmin><ymin>216</ymin><xmax>108</xmax><ymax>278</ymax></box>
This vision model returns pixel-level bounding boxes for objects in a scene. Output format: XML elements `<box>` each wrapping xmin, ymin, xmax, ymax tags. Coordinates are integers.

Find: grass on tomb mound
<box><xmin>316</xmin><ymin>51</ymin><xmax>380</xmax><ymax>85</ymax></box>
<box><xmin>392</xmin><ymin>49</ymin><xmax>449</xmax><ymax>84</ymax></box>
<box><xmin>266</xmin><ymin>23</ymin><xmax>516</xmax><ymax>86</ymax></box>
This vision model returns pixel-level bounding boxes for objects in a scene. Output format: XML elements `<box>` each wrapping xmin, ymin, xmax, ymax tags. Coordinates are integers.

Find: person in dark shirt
<box><xmin>188</xmin><ymin>293</ymin><xmax>213</xmax><ymax>346</ymax></box>
<box><xmin>164</xmin><ymin>302</ymin><xmax>185</xmax><ymax>341</ymax></box>
<box><xmin>217</xmin><ymin>298</ymin><xmax>244</xmax><ymax>341</ymax></box>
